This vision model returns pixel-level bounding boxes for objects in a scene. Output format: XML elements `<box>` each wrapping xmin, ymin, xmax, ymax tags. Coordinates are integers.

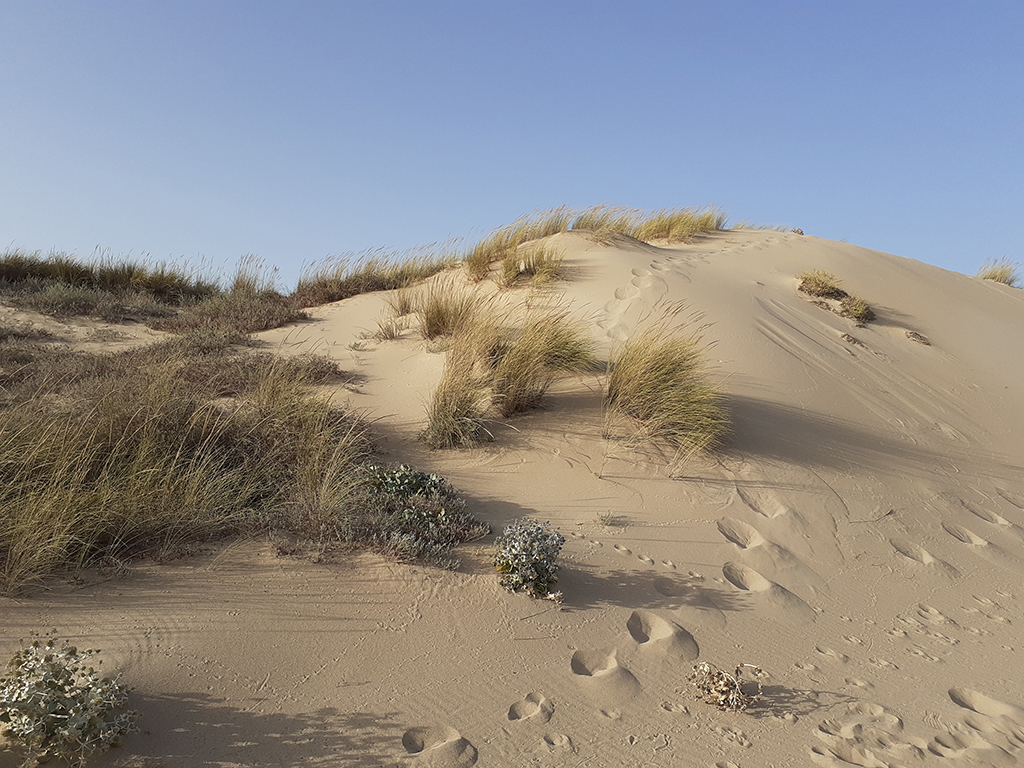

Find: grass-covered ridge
<box><xmin>977</xmin><ymin>257</ymin><xmax>1020</xmax><ymax>288</ymax></box>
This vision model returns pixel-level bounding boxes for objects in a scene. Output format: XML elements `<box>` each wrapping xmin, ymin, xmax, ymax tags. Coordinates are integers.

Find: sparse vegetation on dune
<box><xmin>0</xmin><ymin>328</ymin><xmax>486</xmax><ymax>592</ymax></box>
<box><xmin>292</xmin><ymin>248</ymin><xmax>456</xmax><ymax>307</ymax></box>
<box><xmin>420</xmin><ymin>306</ymin><xmax>597</xmax><ymax>444</ymax></box>
<box><xmin>797</xmin><ymin>270</ymin><xmax>876</xmax><ymax>325</ymax></box>
<box><xmin>605</xmin><ymin>309</ymin><xmax>728</xmax><ymax>457</ymax></box>
<box><xmin>977</xmin><ymin>257</ymin><xmax>1020</xmax><ymax>287</ymax></box>
<box><xmin>497</xmin><ymin>244</ymin><xmax>564</xmax><ymax>289</ymax></box>
<box><xmin>463</xmin><ymin>205</ymin><xmax>726</xmax><ymax>283</ymax></box>
<box><xmin>797</xmin><ymin>269</ymin><xmax>847</xmax><ymax>300</ymax></box>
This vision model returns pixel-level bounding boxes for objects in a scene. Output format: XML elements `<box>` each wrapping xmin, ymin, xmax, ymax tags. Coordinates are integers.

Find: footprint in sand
<box><xmin>661</xmin><ymin>560</ymin><xmax>676</xmax><ymax>569</ymax></box>
<box><xmin>626</xmin><ymin>610</ymin><xmax>699</xmax><ymax>661</ymax></box>
<box><xmin>637</xmin><ymin>554</ymin><xmax>655</xmax><ymax>565</ymax></box>
<box><xmin>943</xmin><ymin>523</ymin><xmax>1024</xmax><ymax>572</ymax></box>
<box><xmin>868</xmin><ymin>657</ymin><xmax>898</xmax><ymax>670</ymax></box>
<box><xmin>908</xmin><ymin>646</ymin><xmax>941</xmax><ymax>663</ymax></box>
<box><xmin>402</xmin><ymin>726</ymin><xmax>478</xmax><ymax>767</ymax></box>
<box><xmin>721</xmin><ymin>562</ymin><xmax>816</xmax><ymax>623</ymax></box>
<box><xmin>815</xmin><ymin>646</ymin><xmax>850</xmax><ymax>663</ymax></box>
<box><xmin>718</xmin><ymin>517</ymin><xmax>827</xmax><ymax>596</ymax></box>
<box><xmin>928</xmin><ymin>729</ymin><xmax>1016</xmax><ymax>767</ymax></box>
<box><xmin>997</xmin><ymin>488</ymin><xmax>1024</xmax><ymax>510</ymax></box>
<box><xmin>613</xmin><ymin>544</ymin><xmax>632</xmax><ymax>556</ymax></box>
<box><xmin>538</xmin><ymin>733</ymin><xmax>574</xmax><ymax>754</ymax></box>
<box><xmin>507</xmin><ymin>693</ymin><xmax>554</xmax><ymax>723</ymax></box>
<box><xmin>714</xmin><ymin>725</ymin><xmax>752</xmax><ymax>748</ymax></box>
<box><xmin>889</xmin><ymin>538</ymin><xmax>960</xmax><ymax>578</ymax></box>
<box><xmin>812</xmin><ymin>702</ymin><xmax>916</xmax><ymax>768</ymax></box>
<box><xmin>570</xmin><ymin>649</ymin><xmax>641</xmax><ymax>702</ymax></box>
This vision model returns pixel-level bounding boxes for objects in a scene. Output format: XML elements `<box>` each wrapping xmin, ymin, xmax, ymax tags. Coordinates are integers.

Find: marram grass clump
<box><xmin>606</xmin><ymin>315</ymin><xmax>728</xmax><ymax>457</ymax></box>
<box><xmin>976</xmin><ymin>257</ymin><xmax>1020</xmax><ymax>287</ymax></box>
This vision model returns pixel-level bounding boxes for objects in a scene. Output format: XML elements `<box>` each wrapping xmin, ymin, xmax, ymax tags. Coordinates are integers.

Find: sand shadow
<box><xmin>67</xmin><ymin>693</ymin><xmax>404</xmax><ymax>768</ymax></box>
<box><xmin>559</xmin><ymin>563</ymin><xmax>748</xmax><ymax>613</ymax></box>
<box><xmin>724</xmin><ymin>394</ymin><xmax>979</xmax><ymax>476</ymax></box>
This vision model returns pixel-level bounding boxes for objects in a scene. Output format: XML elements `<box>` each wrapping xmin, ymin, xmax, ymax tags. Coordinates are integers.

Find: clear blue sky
<box><xmin>2</xmin><ymin>1</ymin><xmax>1021</xmax><ymax>289</ymax></box>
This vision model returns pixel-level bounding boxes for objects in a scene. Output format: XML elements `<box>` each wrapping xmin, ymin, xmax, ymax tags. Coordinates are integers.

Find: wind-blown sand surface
<box><xmin>3</xmin><ymin>229</ymin><xmax>1024</xmax><ymax>767</ymax></box>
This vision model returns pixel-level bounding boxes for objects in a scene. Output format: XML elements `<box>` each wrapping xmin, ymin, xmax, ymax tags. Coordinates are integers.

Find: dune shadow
<box><xmin>724</xmin><ymin>394</ymin><xmax>975</xmax><ymax>476</ymax></box>
<box><xmin>72</xmin><ymin>693</ymin><xmax>404</xmax><ymax>768</ymax></box>
<box><xmin>559</xmin><ymin>563</ymin><xmax>748</xmax><ymax>613</ymax></box>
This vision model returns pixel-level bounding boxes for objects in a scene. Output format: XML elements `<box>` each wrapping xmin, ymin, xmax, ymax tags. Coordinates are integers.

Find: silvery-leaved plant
<box><xmin>494</xmin><ymin>518</ymin><xmax>565</xmax><ymax>597</ymax></box>
<box><xmin>0</xmin><ymin>634</ymin><xmax>138</xmax><ymax>767</ymax></box>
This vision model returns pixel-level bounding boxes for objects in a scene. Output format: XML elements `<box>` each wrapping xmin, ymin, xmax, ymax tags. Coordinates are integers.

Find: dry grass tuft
<box><xmin>605</xmin><ymin>310</ymin><xmax>728</xmax><ymax>457</ymax></box>
<box><xmin>840</xmin><ymin>295</ymin><xmax>875</xmax><ymax>324</ymax></box>
<box><xmin>797</xmin><ymin>269</ymin><xmax>847</xmax><ymax>299</ymax></box>
<box><xmin>420</xmin><ymin>351</ymin><xmax>489</xmax><ymax>449</ymax></box>
<box><xmin>976</xmin><ymin>258</ymin><xmax>1020</xmax><ymax>287</ymax></box>
<box><xmin>488</xmin><ymin>312</ymin><xmax>596</xmax><ymax>417</ymax></box>
<box><xmin>413</xmin><ymin>279</ymin><xmax>486</xmax><ymax>340</ymax></box>
<box><xmin>498</xmin><ymin>245</ymin><xmax>564</xmax><ymax>289</ymax></box>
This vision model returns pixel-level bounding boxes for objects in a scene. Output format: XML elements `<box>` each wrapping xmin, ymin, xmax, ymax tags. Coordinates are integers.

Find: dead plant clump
<box><xmin>797</xmin><ymin>270</ymin><xmax>875</xmax><ymax>325</ymax></box>
<box><xmin>797</xmin><ymin>269</ymin><xmax>847</xmax><ymax>300</ymax></box>
<box><xmin>605</xmin><ymin>311</ymin><xmax>729</xmax><ymax>457</ymax></box>
<box><xmin>976</xmin><ymin>257</ymin><xmax>1020</xmax><ymax>288</ymax></box>
<box><xmin>689</xmin><ymin>662</ymin><xmax>764</xmax><ymax>712</ymax></box>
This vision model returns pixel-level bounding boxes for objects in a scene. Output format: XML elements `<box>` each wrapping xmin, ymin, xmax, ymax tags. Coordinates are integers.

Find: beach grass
<box><xmin>497</xmin><ymin>244</ymin><xmax>565</xmax><ymax>289</ymax></box>
<box><xmin>605</xmin><ymin>311</ymin><xmax>728</xmax><ymax>457</ymax></box>
<box><xmin>463</xmin><ymin>204</ymin><xmax>726</xmax><ymax>283</ymax></box>
<box><xmin>293</xmin><ymin>248</ymin><xmax>456</xmax><ymax>307</ymax></box>
<box><xmin>977</xmin><ymin>258</ymin><xmax>1020</xmax><ymax>287</ymax></box>
<box><xmin>0</xmin><ymin>331</ymin><xmax>485</xmax><ymax>592</ymax></box>
<box><xmin>489</xmin><ymin>311</ymin><xmax>596</xmax><ymax>417</ymax></box>
<box><xmin>413</xmin><ymin>278</ymin><xmax>486</xmax><ymax>340</ymax></box>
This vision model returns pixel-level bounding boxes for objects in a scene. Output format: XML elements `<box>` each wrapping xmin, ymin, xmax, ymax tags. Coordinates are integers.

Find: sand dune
<box><xmin>3</xmin><ymin>229</ymin><xmax>1024</xmax><ymax>767</ymax></box>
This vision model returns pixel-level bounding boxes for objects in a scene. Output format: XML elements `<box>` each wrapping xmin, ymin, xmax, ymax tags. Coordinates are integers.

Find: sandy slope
<box><xmin>3</xmin><ymin>229</ymin><xmax>1024</xmax><ymax>768</ymax></box>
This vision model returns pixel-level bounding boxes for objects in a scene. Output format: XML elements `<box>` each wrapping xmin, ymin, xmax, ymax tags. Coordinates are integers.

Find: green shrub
<box><xmin>494</xmin><ymin>518</ymin><xmax>565</xmax><ymax>598</ymax></box>
<box><xmin>0</xmin><ymin>634</ymin><xmax>138</xmax><ymax>767</ymax></box>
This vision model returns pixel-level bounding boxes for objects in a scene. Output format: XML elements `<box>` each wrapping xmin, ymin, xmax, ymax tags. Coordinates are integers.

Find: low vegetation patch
<box><xmin>420</xmin><ymin>350</ymin><xmax>490</xmax><ymax>449</ymax></box>
<box><xmin>976</xmin><ymin>257</ymin><xmax>1020</xmax><ymax>287</ymax></box>
<box><xmin>0</xmin><ymin>331</ymin><xmax>486</xmax><ymax>592</ymax></box>
<box><xmin>605</xmin><ymin>312</ymin><xmax>728</xmax><ymax>457</ymax></box>
<box><xmin>797</xmin><ymin>269</ymin><xmax>847</xmax><ymax>300</ymax></box>
<box><xmin>689</xmin><ymin>661</ymin><xmax>764</xmax><ymax>713</ymax></box>
<box><xmin>797</xmin><ymin>270</ymin><xmax>875</xmax><ymax>325</ymax></box>
<box><xmin>497</xmin><ymin>245</ymin><xmax>564</xmax><ymax>289</ymax></box>
<box><xmin>494</xmin><ymin>518</ymin><xmax>565</xmax><ymax>599</ymax></box>
<box><xmin>413</xmin><ymin>279</ymin><xmax>486</xmax><ymax>340</ymax></box>
<box><xmin>420</xmin><ymin>307</ymin><xmax>596</xmax><ymax>445</ymax></box>
<box><xmin>1</xmin><ymin>633</ymin><xmax>138</xmax><ymax>767</ymax></box>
